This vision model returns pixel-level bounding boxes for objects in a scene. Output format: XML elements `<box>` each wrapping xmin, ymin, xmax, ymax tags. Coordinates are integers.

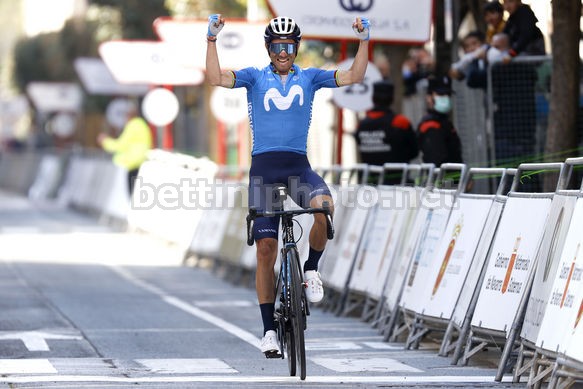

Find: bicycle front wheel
<box><xmin>287</xmin><ymin>247</ymin><xmax>306</xmax><ymax>380</ymax></box>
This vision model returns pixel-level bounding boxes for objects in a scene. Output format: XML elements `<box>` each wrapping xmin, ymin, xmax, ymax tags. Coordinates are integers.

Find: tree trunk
<box><xmin>544</xmin><ymin>0</ymin><xmax>581</xmax><ymax>189</ymax></box>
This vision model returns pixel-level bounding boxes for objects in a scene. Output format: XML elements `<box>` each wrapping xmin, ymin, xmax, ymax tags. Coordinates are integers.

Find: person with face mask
<box><xmin>417</xmin><ymin>75</ymin><xmax>463</xmax><ymax>167</ymax></box>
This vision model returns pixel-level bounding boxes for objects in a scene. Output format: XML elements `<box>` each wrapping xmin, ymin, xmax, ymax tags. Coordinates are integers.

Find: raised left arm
<box><xmin>336</xmin><ymin>17</ymin><xmax>370</xmax><ymax>86</ymax></box>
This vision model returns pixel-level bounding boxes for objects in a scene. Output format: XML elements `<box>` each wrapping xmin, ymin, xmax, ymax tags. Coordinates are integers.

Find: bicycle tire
<box><xmin>288</xmin><ymin>248</ymin><xmax>307</xmax><ymax>380</ymax></box>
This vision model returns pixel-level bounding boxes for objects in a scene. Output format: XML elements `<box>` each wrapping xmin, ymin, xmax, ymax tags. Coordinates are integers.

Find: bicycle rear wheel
<box><xmin>287</xmin><ymin>247</ymin><xmax>307</xmax><ymax>380</ymax></box>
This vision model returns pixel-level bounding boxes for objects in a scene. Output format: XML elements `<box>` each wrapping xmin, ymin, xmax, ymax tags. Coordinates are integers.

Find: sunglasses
<box><xmin>269</xmin><ymin>42</ymin><xmax>297</xmax><ymax>55</ymax></box>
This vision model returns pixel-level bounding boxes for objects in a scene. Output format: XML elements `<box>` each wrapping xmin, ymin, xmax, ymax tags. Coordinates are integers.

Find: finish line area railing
<box><xmin>1</xmin><ymin>148</ymin><xmax>583</xmax><ymax>389</ymax></box>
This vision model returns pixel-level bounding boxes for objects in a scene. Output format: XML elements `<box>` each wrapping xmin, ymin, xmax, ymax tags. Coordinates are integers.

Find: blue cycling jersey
<box><xmin>232</xmin><ymin>64</ymin><xmax>339</xmax><ymax>156</ymax></box>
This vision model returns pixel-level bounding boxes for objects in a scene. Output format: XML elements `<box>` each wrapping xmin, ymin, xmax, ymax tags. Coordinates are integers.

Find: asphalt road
<box><xmin>0</xmin><ymin>190</ymin><xmax>522</xmax><ymax>388</ymax></box>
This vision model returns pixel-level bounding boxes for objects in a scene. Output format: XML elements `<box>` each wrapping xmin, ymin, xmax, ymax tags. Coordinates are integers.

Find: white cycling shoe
<box><xmin>260</xmin><ymin>330</ymin><xmax>281</xmax><ymax>358</ymax></box>
<box><xmin>304</xmin><ymin>270</ymin><xmax>324</xmax><ymax>303</ymax></box>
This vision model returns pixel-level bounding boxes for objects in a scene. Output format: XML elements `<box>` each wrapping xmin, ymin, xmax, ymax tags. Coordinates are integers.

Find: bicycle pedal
<box><xmin>264</xmin><ymin>350</ymin><xmax>282</xmax><ymax>359</ymax></box>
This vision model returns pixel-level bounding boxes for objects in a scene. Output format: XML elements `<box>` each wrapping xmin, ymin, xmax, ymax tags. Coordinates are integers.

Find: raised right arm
<box><xmin>205</xmin><ymin>14</ymin><xmax>235</xmax><ymax>88</ymax></box>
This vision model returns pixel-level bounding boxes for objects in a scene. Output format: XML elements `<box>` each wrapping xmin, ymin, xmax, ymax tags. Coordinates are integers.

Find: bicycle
<box><xmin>246</xmin><ymin>186</ymin><xmax>334</xmax><ymax>380</ymax></box>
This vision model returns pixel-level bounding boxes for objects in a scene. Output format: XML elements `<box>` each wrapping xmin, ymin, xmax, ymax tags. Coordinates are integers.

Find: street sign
<box><xmin>26</xmin><ymin>82</ymin><xmax>83</xmax><ymax>113</ymax></box>
<box><xmin>142</xmin><ymin>88</ymin><xmax>179</xmax><ymax>127</ymax></box>
<box><xmin>210</xmin><ymin>86</ymin><xmax>248</xmax><ymax>125</ymax></box>
<box><xmin>154</xmin><ymin>18</ymin><xmax>268</xmax><ymax>69</ymax></box>
<box><xmin>332</xmin><ymin>59</ymin><xmax>382</xmax><ymax>112</ymax></box>
<box><xmin>74</xmin><ymin>57</ymin><xmax>149</xmax><ymax>96</ymax></box>
<box><xmin>99</xmin><ymin>41</ymin><xmax>204</xmax><ymax>86</ymax></box>
<box><xmin>266</xmin><ymin>0</ymin><xmax>432</xmax><ymax>43</ymax></box>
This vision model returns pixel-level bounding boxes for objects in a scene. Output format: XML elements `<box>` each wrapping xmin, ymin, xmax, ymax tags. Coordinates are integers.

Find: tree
<box><xmin>545</xmin><ymin>0</ymin><xmax>581</xmax><ymax>166</ymax></box>
<box><xmin>88</xmin><ymin>0</ymin><xmax>170</xmax><ymax>39</ymax></box>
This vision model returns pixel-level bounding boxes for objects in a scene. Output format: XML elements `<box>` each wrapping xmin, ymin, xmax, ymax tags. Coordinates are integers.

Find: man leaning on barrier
<box><xmin>205</xmin><ymin>14</ymin><xmax>369</xmax><ymax>356</ymax></box>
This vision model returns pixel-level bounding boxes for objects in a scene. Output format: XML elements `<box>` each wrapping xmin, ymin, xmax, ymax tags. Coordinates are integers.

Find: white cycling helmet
<box><xmin>264</xmin><ymin>16</ymin><xmax>302</xmax><ymax>43</ymax></box>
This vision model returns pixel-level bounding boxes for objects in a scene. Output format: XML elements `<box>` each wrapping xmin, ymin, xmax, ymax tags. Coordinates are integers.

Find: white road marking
<box><xmin>0</xmin><ymin>374</ymin><xmax>515</xmax><ymax>384</ymax></box>
<box><xmin>311</xmin><ymin>357</ymin><xmax>423</xmax><ymax>373</ymax></box>
<box><xmin>361</xmin><ymin>341</ymin><xmax>404</xmax><ymax>350</ymax></box>
<box><xmin>112</xmin><ymin>267</ymin><xmax>262</xmax><ymax>350</ymax></box>
<box><xmin>136</xmin><ymin>358</ymin><xmax>238</xmax><ymax>374</ymax></box>
<box><xmin>305</xmin><ymin>341</ymin><xmax>362</xmax><ymax>351</ymax></box>
<box><xmin>0</xmin><ymin>359</ymin><xmax>57</xmax><ymax>374</ymax></box>
<box><xmin>0</xmin><ymin>330</ymin><xmax>83</xmax><ymax>351</ymax></box>
<box><xmin>195</xmin><ymin>300</ymin><xmax>254</xmax><ymax>307</ymax></box>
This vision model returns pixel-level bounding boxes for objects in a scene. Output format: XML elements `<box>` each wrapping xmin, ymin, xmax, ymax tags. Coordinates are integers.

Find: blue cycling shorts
<box><xmin>249</xmin><ymin>151</ymin><xmax>331</xmax><ymax>240</ymax></box>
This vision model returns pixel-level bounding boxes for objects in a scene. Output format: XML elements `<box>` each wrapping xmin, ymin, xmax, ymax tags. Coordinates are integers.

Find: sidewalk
<box><xmin>0</xmin><ymin>190</ymin><xmax>185</xmax><ymax>267</ymax></box>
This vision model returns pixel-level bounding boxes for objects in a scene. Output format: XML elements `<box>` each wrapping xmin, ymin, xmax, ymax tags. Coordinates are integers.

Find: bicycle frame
<box><xmin>246</xmin><ymin>188</ymin><xmax>334</xmax><ymax>380</ymax></box>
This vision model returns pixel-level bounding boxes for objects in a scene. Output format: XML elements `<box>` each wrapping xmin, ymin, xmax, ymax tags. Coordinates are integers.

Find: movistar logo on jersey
<box><xmin>263</xmin><ymin>85</ymin><xmax>304</xmax><ymax>111</ymax></box>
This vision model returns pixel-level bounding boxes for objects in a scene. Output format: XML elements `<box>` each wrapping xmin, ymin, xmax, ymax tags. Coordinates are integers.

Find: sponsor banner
<box><xmin>520</xmin><ymin>195</ymin><xmax>577</xmax><ymax>343</ymax></box>
<box><xmin>471</xmin><ymin>196</ymin><xmax>551</xmax><ymax>333</ymax></box>
<box><xmin>384</xmin><ymin>187</ymin><xmax>428</xmax><ymax>309</ymax></box>
<box><xmin>536</xmin><ymin>197</ymin><xmax>583</xmax><ymax>353</ymax></box>
<box><xmin>154</xmin><ymin>18</ymin><xmax>268</xmax><ymax>70</ymax></box>
<box><xmin>451</xmin><ymin>199</ymin><xmax>506</xmax><ymax>327</ymax></box>
<box><xmin>422</xmin><ymin>196</ymin><xmax>494</xmax><ymax>319</ymax></box>
<box><xmin>267</xmin><ymin>0</ymin><xmax>432</xmax><ymax>43</ymax></box>
<box><xmin>327</xmin><ymin>186</ymin><xmax>376</xmax><ymax>290</ymax></box>
<box><xmin>399</xmin><ymin>191</ymin><xmax>453</xmax><ymax>313</ymax></box>
<box><xmin>99</xmin><ymin>41</ymin><xmax>204</xmax><ymax>85</ymax></box>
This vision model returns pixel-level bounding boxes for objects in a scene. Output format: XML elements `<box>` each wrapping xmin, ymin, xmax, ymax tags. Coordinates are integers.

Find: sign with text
<box><xmin>471</xmin><ymin>196</ymin><xmax>551</xmax><ymax>333</ymax></box>
<box><xmin>267</xmin><ymin>0</ymin><xmax>432</xmax><ymax>43</ymax></box>
<box><xmin>332</xmin><ymin>59</ymin><xmax>381</xmax><ymax>112</ymax></box>
<box><xmin>99</xmin><ymin>41</ymin><xmax>204</xmax><ymax>86</ymax></box>
<box><xmin>154</xmin><ymin>18</ymin><xmax>268</xmax><ymax>70</ymax></box>
<box><xmin>536</xmin><ymin>197</ymin><xmax>583</xmax><ymax>353</ymax></box>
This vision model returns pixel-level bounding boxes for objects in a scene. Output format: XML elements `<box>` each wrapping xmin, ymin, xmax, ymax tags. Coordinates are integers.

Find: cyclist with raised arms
<box><xmin>206</xmin><ymin>14</ymin><xmax>370</xmax><ymax>357</ymax></box>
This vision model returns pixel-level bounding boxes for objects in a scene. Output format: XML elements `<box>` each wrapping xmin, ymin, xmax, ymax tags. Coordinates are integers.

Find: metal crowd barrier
<box><xmin>3</xmin><ymin>149</ymin><xmax>583</xmax><ymax>388</ymax></box>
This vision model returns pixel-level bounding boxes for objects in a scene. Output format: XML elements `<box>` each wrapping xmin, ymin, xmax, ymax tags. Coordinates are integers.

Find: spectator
<box><xmin>97</xmin><ymin>101</ymin><xmax>153</xmax><ymax>195</ymax></box>
<box><xmin>449</xmin><ymin>31</ymin><xmax>487</xmax><ymax>82</ymax></box>
<box><xmin>503</xmin><ymin>0</ymin><xmax>546</xmax><ymax>57</ymax></box>
<box><xmin>484</xmin><ymin>1</ymin><xmax>506</xmax><ymax>44</ymax></box>
<box><xmin>354</xmin><ymin>81</ymin><xmax>418</xmax><ymax>184</ymax></box>
<box><xmin>402</xmin><ymin>47</ymin><xmax>435</xmax><ymax>96</ymax></box>
<box><xmin>417</xmin><ymin>76</ymin><xmax>462</xmax><ymax>167</ymax></box>
<box><xmin>487</xmin><ymin>32</ymin><xmax>511</xmax><ymax>64</ymax></box>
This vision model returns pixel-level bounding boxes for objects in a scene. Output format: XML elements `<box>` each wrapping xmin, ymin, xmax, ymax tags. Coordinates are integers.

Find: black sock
<box><xmin>260</xmin><ymin>303</ymin><xmax>276</xmax><ymax>334</ymax></box>
<box><xmin>303</xmin><ymin>247</ymin><xmax>324</xmax><ymax>273</ymax></box>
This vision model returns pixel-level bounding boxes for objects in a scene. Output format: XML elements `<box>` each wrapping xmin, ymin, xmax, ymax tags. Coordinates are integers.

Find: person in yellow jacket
<box><xmin>97</xmin><ymin>102</ymin><xmax>153</xmax><ymax>195</ymax></box>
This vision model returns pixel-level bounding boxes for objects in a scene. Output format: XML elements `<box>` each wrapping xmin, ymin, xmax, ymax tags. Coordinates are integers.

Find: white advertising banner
<box><xmin>536</xmin><ymin>197</ymin><xmax>583</xmax><ymax>353</ymax></box>
<box><xmin>99</xmin><ymin>41</ymin><xmax>204</xmax><ymax>85</ymax></box>
<box><xmin>348</xmin><ymin>187</ymin><xmax>412</xmax><ymax>298</ymax></box>
<box><xmin>327</xmin><ymin>186</ymin><xmax>376</xmax><ymax>290</ymax></box>
<box><xmin>348</xmin><ymin>201</ymin><xmax>382</xmax><ymax>293</ymax></box>
<box><xmin>565</xmin><ymin>298</ymin><xmax>583</xmax><ymax>363</ymax></box>
<box><xmin>399</xmin><ymin>191</ymin><xmax>454</xmax><ymax>313</ymax></box>
<box><xmin>267</xmin><ymin>0</ymin><xmax>432</xmax><ymax>43</ymax></box>
<box><xmin>520</xmin><ymin>194</ymin><xmax>577</xmax><ymax>343</ymax></box>
<box><xmin>128</xmin><ymin>159</ymin><xmax>215</xmax><ymax>250</ymax></box>
<box><xmin>154</xmin><ymin>18</ymin><xmax>268</xmax><ymax>70</ymax></box>
<box><xmin>451</xmin><ymin>199</ymin><xmax>506</xmax><ymax>327</ymax></box>
<box><xmin>368</xmin><ymin>187</ymin><xmax>420</xmax><ymax>299</ymax></box>
<box><xmin>421</xmin><ymin>196</ymin><xmax>494</xmax><ymax>319</ymax></box>
<box><xmin>471</xmin><ymin>196</ymin><xmax>551</xmax><ymax>333</ymax></box>
<box><xmin>384</xmin><ymin>188</ymin><xmax>429</xmax><ymax>309</ymax></box>
<box><xmin>189</xmin><ymin>184</ymin><xmax>232</xmax><ymax>257</ymax></box>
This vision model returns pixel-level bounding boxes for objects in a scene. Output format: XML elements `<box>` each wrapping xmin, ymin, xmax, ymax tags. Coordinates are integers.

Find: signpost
<box><xmin>74</xmin><ymin>57</ymin><xmax>149</xmax><ymax>96</ymax></box>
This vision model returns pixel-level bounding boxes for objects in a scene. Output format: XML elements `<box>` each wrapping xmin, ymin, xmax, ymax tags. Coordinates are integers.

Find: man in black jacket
<box><xmin>417</xmin><ymin>76</ymin><xmax>463</xmax><ymax>167</ymax></box>
<box><xmin>354</xmin><ymin>81</ymin><xmax>418</xmax><ymax>184</ymax></box>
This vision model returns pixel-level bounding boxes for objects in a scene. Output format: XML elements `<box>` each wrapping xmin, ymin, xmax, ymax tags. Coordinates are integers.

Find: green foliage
<box><xmin>165</xmin><ymin>0</ymin><xmax>247</xmax><ymax>18</ymax></box>
<box><xmin>89</xmin><ymin>0</ymin><xmax>170</xmax><ymax>39</ymax></box>
<box><xmin>12</xmin><ymin>19</ymin><xmax>98</xmax><ymax>92</ymax></box>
